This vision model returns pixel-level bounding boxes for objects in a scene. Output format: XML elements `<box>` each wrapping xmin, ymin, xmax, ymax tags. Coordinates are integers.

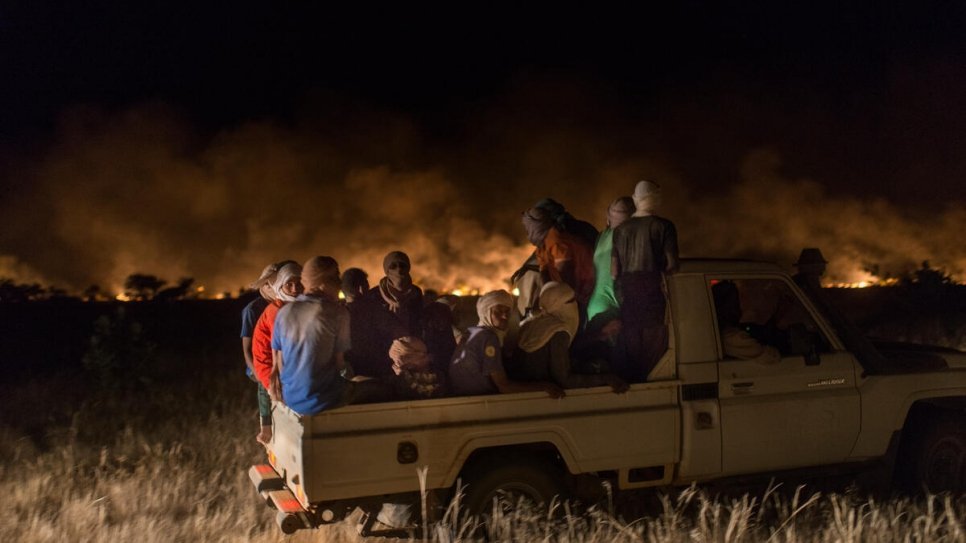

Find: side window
<box><xmin>711</xmin><ymin>278</ymin><xmax>831</xmax><ymax>360</ymax></box>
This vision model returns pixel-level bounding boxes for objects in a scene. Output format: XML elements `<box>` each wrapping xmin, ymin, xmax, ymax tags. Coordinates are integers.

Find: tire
<box><xmin>911</xmin><ymin>417</ymin><xmax>966</xmax><ymax>493</ymax></box>
<box><xmin>460</xmin><ymin>458</ymin><xmax>567</xmax><ymax>518</ymax></box>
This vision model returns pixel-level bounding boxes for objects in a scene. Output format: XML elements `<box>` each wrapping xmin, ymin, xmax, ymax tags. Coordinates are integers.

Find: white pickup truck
<box><xmin>249</xmin><ymin>259</ymin><xmax>966</xmax><ymax>535</ymax></box>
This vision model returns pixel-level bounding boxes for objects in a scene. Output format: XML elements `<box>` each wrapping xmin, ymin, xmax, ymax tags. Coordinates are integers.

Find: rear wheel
<box><xmin>912</xmin><ymin>417</ymin><xmax>966</xmax><ymax>493</ymax></box>
<box><xmin>461</xmin><ymin>459</ymin><xmax>567</xmax><ymax>518</ymax></box>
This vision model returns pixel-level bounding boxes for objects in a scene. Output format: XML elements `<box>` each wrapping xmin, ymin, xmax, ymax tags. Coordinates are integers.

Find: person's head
<box><xmin>794</xmin><ymin>248</ymin><xmax>828</xmax><ymax>277</ymax></box>
<box><xmin>633</xmin><ymin>180</ymin><xmax>662</xmax><ymax>215</ymax></box>
<box><xmin>383</xmin><ymin>251</ymin><xmax>413</xmax><ymax>291</ymax></box>
<box><xmin>534</xmin><ymin>198</ymin><xmax>567</xmax><ymax>222</ymax></box>
<box><xmin>388</xmin><ymin>336</ymin><xmax>430</xmax><ymax>374</ymax></box>
<box><xmin>538</xmin><ymin>281</ymin><xmax>577</xmax><ymax>317</ymax></box>
<box><xmin>341</xmin><ymin>268</ymin><xmax>369</xmax><ymax>302</ymax></box>
<box><xmin>712</xmin><ymin>280</ymin><xmax>742</xmax><ymax>328</ymax></box>
<box><xmin>272</xmin><ymin>262</ymin><xmax>303</xmax><ymax>302</ymax></box>
<box><xmin>301</xmin><ymin>256</ymin><xmax>341</xmax><ymax>299</ymax></box>
<box><xmin>250</xmin><ymin>262</ymin><xmax>280</xmax><ymax>302</ymax></box>
<box><xmin>477</xmin><ymin>290</ymin><xmax>513</xmax><ymax>332</ymax></box>
<box><xmin>521</xmin><ymin>206</ymin><xmax>554</xmax><ymax>247</ymax></box>
<box><xmin>606</xmin><ymin>196</ymin><xmax>635</xmax><ymax>229</ymax></box>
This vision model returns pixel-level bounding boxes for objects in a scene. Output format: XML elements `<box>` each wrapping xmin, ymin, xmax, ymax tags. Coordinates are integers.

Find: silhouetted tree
<box><xmin>155</xmin><ymin>277</ymin><xmax>195</xmax><ymax>301</ymax></box>
<box><xmin>123</xmin><ymin>274</ymin><xmax>166</xmax><ymax>301</ymax></box>
<box><xmin>83</xmin><ymin>284</ymin><xmax>102</xmax><ymax>301</ymax></box>
<box><xmin>0</xmin><ymin>279</ymin><xmax>46</xmax><ymax>302</ymax></box>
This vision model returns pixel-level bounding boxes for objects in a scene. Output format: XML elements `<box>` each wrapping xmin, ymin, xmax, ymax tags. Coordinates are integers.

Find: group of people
<box><xmin>240</xmin><ymin>180</ymin><xmax>679</xmax><ymax>444</ymax></box>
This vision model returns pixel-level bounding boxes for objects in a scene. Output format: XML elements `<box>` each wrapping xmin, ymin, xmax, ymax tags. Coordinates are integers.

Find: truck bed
<box><xmin>268</xmin><ymin>381</ymin><xmax>681</xmax><ymax>506</ymax></box>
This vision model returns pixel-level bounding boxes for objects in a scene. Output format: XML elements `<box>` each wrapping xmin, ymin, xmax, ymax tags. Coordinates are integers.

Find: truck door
<box><xmin>710</xmin><ymin>277</ymin><xmax>861</xmax><ymax>475</ymax></box>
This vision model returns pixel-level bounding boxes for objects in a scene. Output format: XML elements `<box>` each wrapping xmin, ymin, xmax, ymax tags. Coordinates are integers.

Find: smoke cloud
<box><xmin>1</xmin><ymin>97</ymin><xmax>964</xmax><ymax>296</ymax></box>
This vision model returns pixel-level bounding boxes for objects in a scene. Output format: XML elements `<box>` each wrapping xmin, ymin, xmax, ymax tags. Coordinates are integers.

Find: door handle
<box><xmin>731</xmin><ymin>382</ymin><xmax>755</xmax><ymax>394</ymax></box>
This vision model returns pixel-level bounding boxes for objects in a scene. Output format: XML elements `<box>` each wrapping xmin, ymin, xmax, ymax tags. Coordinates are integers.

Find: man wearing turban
<box><xmin>448</xmin><ymin>290</ymin><xmax>564</xmax><ymax>398</ymax></box>
<box><xmin>611</xmin><ymin>181</ymin><xmax>679</xmax><ymax>382</ymax></box>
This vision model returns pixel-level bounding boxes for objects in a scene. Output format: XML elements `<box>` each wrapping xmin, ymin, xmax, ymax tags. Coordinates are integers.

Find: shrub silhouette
<box><xmin>82</xmin><ymin>307</ymin><xmax>156</xmax><ymax>390</ymax></box>
<box><xmin>123</xmin><ymin>274</ymin><xmax>166</xmax><ymax>301</ymax></box>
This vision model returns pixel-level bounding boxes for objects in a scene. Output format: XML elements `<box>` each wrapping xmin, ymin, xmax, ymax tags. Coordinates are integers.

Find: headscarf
<box><xmin>388</xmin><ymin>336</ymin><xmax>431</xmax><ymax>374</ymax></box>
<box><xmin>521</xmin><ymin>206</ymin><xmax>554</xmax><ymax>247</ymax></box>
<box><xmin>302</xmin><ymin>256</ymin><xmax>340</xmax><ymax>292</ymax></box>
<box><xmin>272</xmin><ymin>262</ymin><xmax>302</xmax><ymax>303</ymax></box>
<box><xmin>632</xmin><ymin>180</ymin><xmax>662</xmax><ymax>216</ymax></box>
<box><xmin>517</xmin><ymin>281</ymin><xmax>580</xmax><ymax>353</ymax></box>
<box><xmin>534</xmin><ymin>198</ymin><xmax>567</xmax><ymax>227</ymax></box>
<box><xmin>383</xmin><ymin>251</ymin><xmax>413</xmax><ymax>291</ymax></box>
<box><xmin>606</xmin><ymin>196</ymin><xmax>635</xmax><ymax>229</ymax></box>
<box><xmin>250</xmin><ymin>263</ymin><xmax>279</xmax><ymax>302</ymax></box>
<box><xmin>379</xmin><ymin>251</ymin><xmax>418</xmax><ymax>313</ymax></box>
<box><xmin>476</xmin><ymin>289</ymin><xmax>513</xmax><ymax>344</ymax></box>
<box><xmin>389</xmin><ymin>336</ymin><xmax>442</xmax><ymax>398</ymax></box>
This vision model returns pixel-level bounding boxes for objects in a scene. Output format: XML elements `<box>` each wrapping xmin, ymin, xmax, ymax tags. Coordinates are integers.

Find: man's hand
<box><xmin>268</xmin><ymin>375</ymin><xmax>282</xmax><ymax>402</ymax></box>
<box><xmin>543</xmin><ymin>383</ymin><xmax>565</xmax><ymax>399</ymax></box>
<box><xmin>606</xmin><ymin>375</ymin><xmax>629</xmax><ymax>394</ymax></box>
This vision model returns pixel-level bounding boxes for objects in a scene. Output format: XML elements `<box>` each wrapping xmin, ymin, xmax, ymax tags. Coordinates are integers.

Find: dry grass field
<box><xmin>0</xmin><ymin>292</ymin><xmax>964</xmax><ymax>542</ymax></box>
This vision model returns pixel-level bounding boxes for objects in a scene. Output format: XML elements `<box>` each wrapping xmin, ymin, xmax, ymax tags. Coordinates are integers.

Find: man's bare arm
<box><xmin>269</xmin><ymin>350</ymin><xmax>283</xmax><ymax>401</ymax></box>
<box><xmin>241</xmin><ymin>337</ymin><xmax>255</xmax><ymax>376</ymax></box>
<box><xmin>490</xmin><ymin>368</ymin><xmax>564</xmax><ymax>398</ymax></box>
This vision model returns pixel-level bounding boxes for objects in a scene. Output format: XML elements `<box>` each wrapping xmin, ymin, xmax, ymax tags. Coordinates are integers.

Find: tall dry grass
<box><xmin>1</xmin><ymin>297</ymin><xmax>964</xmax><ymax>543</ymax></box>
<box><xmin>1</xmin><ymin>365</ymin><xmax>963</xmax><ymax>542</ymax></box>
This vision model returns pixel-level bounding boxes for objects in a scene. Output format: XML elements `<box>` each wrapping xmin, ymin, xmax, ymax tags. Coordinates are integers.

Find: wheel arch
<box><xmin>895</xmin><ymin>392</ymin><xmax>966</xmax><ymax>431</ymax></box>
<box><xmin>442</xmin><ymin>434</ymin><xmax>577</xmax><ymax>489</ymax></box>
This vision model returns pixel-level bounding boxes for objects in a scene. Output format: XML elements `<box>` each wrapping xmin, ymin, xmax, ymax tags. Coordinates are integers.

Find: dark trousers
<box><xmin>616</xmin><ymin>272</ymin><xmax>668</xmax><ymax>382</ymax></box>
<box><xmin>256</xmin><ymin>381</ymin><xmax>272</xmax><ymax>426</ymax></box>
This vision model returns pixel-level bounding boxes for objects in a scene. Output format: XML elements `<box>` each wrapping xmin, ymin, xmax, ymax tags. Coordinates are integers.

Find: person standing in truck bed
<box><xmin>449</xmin><ymin>290</ymin><xmax>564</xmax><ymax>398</ymax></box>
<box><xmin>271</xmin><ymin>256</ymin><xmax>351</xmax><ymax>416</ymax></box>
<box><xmin>611</xmin><ymin>180</ymin><xmax>679</xmax><ymax>382</ymax></box>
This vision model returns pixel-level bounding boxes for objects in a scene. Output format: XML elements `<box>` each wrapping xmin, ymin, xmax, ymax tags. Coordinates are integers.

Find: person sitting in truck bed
<box><xmin>369</xmin><ymin>251</ymin><xmax>424</xmax><ymax>337</ymax></box>
<box><xmin>241</xmin><ymin>260</ymin><xmax>296</xmax><ymax>445</ymax></box>
<box><xmin>271</xmin><ymin>256</ymin><xmax>351</xmax><ymax>415</ymax></box>
<box><xmin>521</xmin><ymin>205</ymin><xmax>596</xmax><ymax>325</ymax></box>
<box><xmin>511</xmin><ymin>281</ymin><xmax>627</xmax><ymax>393</ymax></box>
<box><xmin>352</xmin><ymin>252</ymin><xmax>424</xmax><ymax>381</ymax></box>
<box><xmin>711</xmin><ymin>280</ymin><xmax>780</xmax><ymax>365</ymax></box>
<box><xmin>251</xmin><ymin>261</ymin><xmax>302</xmax><ymax>443</ymax></box>
<box><xmin>449</xmin><ymin>289</ymin><xmax>564</xmax><ymax>398</ymax></box>
<box><xmin>342</xmin><ymin>267</ymin><xmax>406</xmax><ymax>385</ymax></box>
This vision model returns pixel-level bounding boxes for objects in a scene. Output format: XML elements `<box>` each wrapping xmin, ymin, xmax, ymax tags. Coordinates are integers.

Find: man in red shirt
<box><xmin>251</xmin><ymin>261</ymin><xmax>303</xmax><ymax>444</ymax></box>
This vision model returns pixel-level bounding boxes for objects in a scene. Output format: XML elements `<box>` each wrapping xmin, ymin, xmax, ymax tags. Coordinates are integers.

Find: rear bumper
<box><xmin>249</xmin><ymin>463</ymin><xmax>315</xmax><ymax>534</ymax></box>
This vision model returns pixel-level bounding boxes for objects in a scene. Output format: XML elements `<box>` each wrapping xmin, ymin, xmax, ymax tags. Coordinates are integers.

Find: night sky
<box><xmin>2</xmin><ymin>3</ymin><xmax>965</xmax><ymax>292</ymax></box>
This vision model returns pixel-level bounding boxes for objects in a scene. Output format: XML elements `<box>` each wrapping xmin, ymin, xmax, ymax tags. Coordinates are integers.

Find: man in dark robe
<box><xmin>342</xmin><ymin>267</ymin><xmax>406</xmax><ymax>380</ymax></box>
<box><xmin>611</xmin><ymin>180</ymin><xmax>679</xmax><ymax>382</ymax></box>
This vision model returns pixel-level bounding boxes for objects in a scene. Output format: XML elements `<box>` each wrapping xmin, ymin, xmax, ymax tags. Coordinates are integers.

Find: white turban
<box><xmin>633</xmin><ymin>180</ymin><xmax>662</xmax><ymax>216</ymax></box>
<box><xmin>476</xmin><ymin>289</ymin><xmax>513</xmax><ymax>332</ymax></box>
<box><xmin>272</xmin><ymin>263</ymin><xmax>302</xmax><ymax>302</ymax></box>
